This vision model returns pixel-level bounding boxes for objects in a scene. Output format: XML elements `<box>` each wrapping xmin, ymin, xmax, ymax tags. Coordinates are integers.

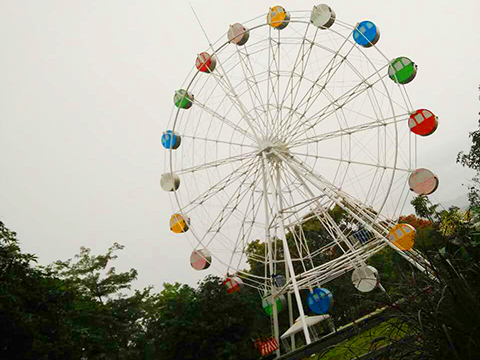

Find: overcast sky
<box><xmin>1</xmin><ymin>0</ymin><xmax>479</xmax><ymax>292</ymax></box>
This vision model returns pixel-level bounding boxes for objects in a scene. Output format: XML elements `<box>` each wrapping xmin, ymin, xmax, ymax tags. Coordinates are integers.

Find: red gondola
<box><xmin>408</xmin><ymin>109</ymin><xmax>438</xmax><ymax>136</ymax></box>
<box><xmin>223</xmin><ymin>276</ymin><xmax>244</xmax><ymax>293</ymax></box>
<box><xmin>195</xmin><ymin>52</ymin><xmax>216</xmax><ymax>73</ymax></box>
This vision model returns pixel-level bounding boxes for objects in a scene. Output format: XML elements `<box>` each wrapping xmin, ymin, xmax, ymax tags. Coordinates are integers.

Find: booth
<box><xmin>280</xmin><ymin>315</ymin><xmax>335</xmax><ymax>351</ymax></box>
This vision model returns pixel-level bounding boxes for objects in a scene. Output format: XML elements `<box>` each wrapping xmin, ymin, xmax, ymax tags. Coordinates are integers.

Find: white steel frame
<box><xmin>164</xmin><ymin>9</ymin><xmax>430</xmax><ymax>357</ymax></box>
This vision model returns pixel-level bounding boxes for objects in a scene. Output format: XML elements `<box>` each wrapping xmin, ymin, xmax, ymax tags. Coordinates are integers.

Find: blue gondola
<box><xmin>352</xmin><ymin>228</ymin><xmax>373</xmax><ymax>245</ymax></box>
<box><xmin>307</xmin><ymin>288</ymin><xmax>333</xmax><ymax>314</ymax></box>
<box><xmin>161</xmin><ymin>130</ymin><xmax>181</xmax><ymax>150</ymax></box>
<box><xmin>353</xmin><ymin>21</ymin><xmax>380</xmax><ymax>47</ymax></box>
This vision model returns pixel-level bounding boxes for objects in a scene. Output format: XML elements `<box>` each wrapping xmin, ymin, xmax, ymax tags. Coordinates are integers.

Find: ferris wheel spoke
<box><xmin>286</xmin><ymin>155</ymin><xmax>404</xmax><ymax>239</ymax></box>
<box><xmin>289</xmin><ymin>151</ymin><xmax>410</xmax><ymax>173</ymax></box>
<box><xmin>201</xmin><ymin>171</ymin><xmax>257</xmax><ymax>241</ymax></box>
<box><xmin>281</xmin><ymin>195</ymin><xmax>325</xmax><ymax>228</ymax></box>
<box><xmin>287</xmin><ymin>226</ymin><xmax>309</xmax><ymax>273</ymax></box>
<box><xmin>288</xmin><ymin>113</ymin><xmax>409</xmax><ymax>149</ymax></box>
<box><xmin>211</xmin><ymin>58</ymin><xmax>266</xmax><ymax>140</ymax></box>
<box><xmin>319</xmin><ymin>208</ymin><xmax>362</xmax><ymax>254</ymax></box>
<box><xmin>283</xmin><ymin>162</ymin><xmax>362</xmax><ymax>257</ymax></box>
<box><xmin>318</xmin><ymin>64</ymin><xmax>394</xmax><ymax>136</ymax></box>
<box><xmin>276</xmin><ymin>151</ymin><xmax>384</xmax><ymax>225</ymax></box>
<box><xmin>267</xmin><ymin>28</ymin><xmax>280</xmax><ymax>135</ymax></box>
<box><xmin>309</xmin><ymin>210</ymin><xmax>369</xmax><ymax>280</ymax></box>
<box><xmin>321</xmin><ymin>85</ymin><xmax>375</xmax><ymax>132</ymax></box>
<box><xmin>174</xmin><ymin>150</ymin><xmax>257</xmax><ymax>175</ymax></box>
<box><xmin>320</xmin><ymin>56</ymin><xmax>391</xmax><ymax>130</ymax></box>
<box><xmin>291</xmin><ymin>44</ymin><xmax>358</xmax><ymax>125</ymax></box>
<box><xmin>193</xmin><ymin>99</ymin><xmax>257</xmax><ymax>142</ymax></box>
<box><xmin>281</xmin><ymin>32</ymin><xmax>357</xmax><ymax>137</ymax></box>
<box><xmin>227</xmin><ymin>168</ymin><xmax>264</xmax><ymax>275</ymax></box>
<box><xmin>234</xmin><ymin>46</ymin><xmax>271</xmax><ymax>134</ymax></box>
<box><xmin>179</xmin><ymin>157</ymin><xmax>257</xmax><ymax>214</ymax></box>
<box><xmin>277</xmin><ymin>163</ymin><xmax>311</xmax><ymax>217</ymax></box>
<box><xmin>287</xmin><ymin>67</ymin><xmax>389</xmax><ymax>142</ymax></box>
<box><xmin>276</xmin><ymin>166</ymin><xmax>321</xmax><ymax>274</ymax></box>
<box><xmin>288</xmin><ymin>69</ymin><xmax>389</xmax><ymax>143</ymax></box>
<box><xmin>370</xmin><ymin>84</ymin><xmax>414</xmax><ymax>113</ymax></box>
<box><xmin>266</xmin><ymin>27</ymin><xmax>281</xmax><ymax>136</ymax></box>
<box><xmin>280</xmin><ymin>155</ymin><xmax>431</xmax><ymax>275</ymax></box>
<box><xmin>287</xmin><ymin>75</ymin><xmax>387</xmax><ymax>125</ymax></box>
<box><xmin>293</xmin><ymin>241</ymin><xmax>387</xmax><ymax>290</ymax></box>
<box><xmin>197</xmin><ymin>162</ymin><xmax>262</xmax><ymax>254</ymax></box>
<box><xmin>272</xmin><ymin>30</ymin><xmax>283</xmax><ymax>135</ymax></box>
<box><xmin>181</xmin><ymin>134</ymin><xmax>257</xmax><ymax>149</ymax></box>
<box><xmin>276</xmin><ymin>24</ymin><xmax>318</xmax><ymax>140</ymax></box>
<box><xmin>285</xmin><ymin>45</ymin><xmax>348</xmax><ymax>133</ymax></box>
<box><xmin>278</xmin><ymin>27</ymin><xmax>315</xmax><ymax>108</ymax></box>
<box><xmin>277</xmin><ymin>163</ymin><xmax>332</xmax><ymax>251</ymax></box>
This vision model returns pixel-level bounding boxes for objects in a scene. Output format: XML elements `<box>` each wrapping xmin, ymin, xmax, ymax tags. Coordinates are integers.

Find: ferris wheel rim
<box><xmin>164</xmin><ymin>9</ymin><xmax>416</xmax><ymax>289</ymax></box>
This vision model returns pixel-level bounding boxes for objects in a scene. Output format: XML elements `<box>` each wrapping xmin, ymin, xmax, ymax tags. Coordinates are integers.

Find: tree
<box><xmin>0</xmin><ymin>221</ymin><xmax>92</xmax><ymax>360</ymax></box>
<box><xmin>457</xmin><ymin>86</ymin><xmax>480</xmax><ymax>214</ymax></box>
<box><xmin>144</xmin><ymin>275</ymin><xmax>268</xmax><ymax>360</ymax></box>
<box><xmin>47</xmin><ymin>243</ymin><xmax>151</xmax><ymax>360</ymax></box>
<box><xmin>47</xmin><ymin>243</ymin><xmax>138</xmax><ymax>303</ymax></box>
<box><xmin>370</xmin><ymin>103</ymin><xmax>480</xmax><ymax>359</ymax></box>
<box><xmin>457</xmin><ymin>121</ymin><xmax>480</xmax><ymax>171</ymax></box>
<box><xmin>377</xmin><ymin>219</ymin><xmax>480</xmax><ymax>360</ymax></box>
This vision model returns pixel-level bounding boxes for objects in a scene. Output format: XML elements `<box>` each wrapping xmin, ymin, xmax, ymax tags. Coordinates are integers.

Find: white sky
<box><xmin>1</xmin><ymin>0</ymin><xmax>479</xmax><ymax>291</ymax></box>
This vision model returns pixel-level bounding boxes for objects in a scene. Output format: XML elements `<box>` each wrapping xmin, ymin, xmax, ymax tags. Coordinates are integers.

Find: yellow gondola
<box><xmin>170</xmin><ymin>214</ymin><xmax>190</xmax><ymax>234</ymax></box>
<box><xmin>267</xmin><ymin>6</ymin><xmax>290</xmax><ymax>29</ymax></box>
<box><xmin>387</xmin><ymin>223</ymin><xmax>416</xmax><ymax>250</ymax></box>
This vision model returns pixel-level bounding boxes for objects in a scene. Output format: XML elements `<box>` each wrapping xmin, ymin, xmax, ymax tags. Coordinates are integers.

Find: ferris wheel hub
<box><xmin>258</xmin><ymin>139</ymin><xmax>289</xmax><ymax>161</ymax></box>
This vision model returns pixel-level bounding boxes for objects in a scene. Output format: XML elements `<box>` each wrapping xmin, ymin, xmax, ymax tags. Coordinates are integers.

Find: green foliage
<box><xmin>457</xmin><ymin>87</ymin><xmax>480</xmax><ymax>216</ymax></box>
<box><xmin>378</xmin><ymin>242</ymin><xmax>480</xmax><ymax>360</ymax></box>
<box><xmin>457</xmin><ymin>118</ymin><xmax>480</xmax><ymax>171</ymax></box>
<box><xmin>0</xmin><ymin>221</ymin><xmax>87</xmax><ymax>359</ymax></box>
<box><xmin>365</xmin><ymin>107</ymin><xmax>480</xmax><ymax>359</ymax></box>
<box><xmin>398</xmin><ymin>212</ymin><xmax>446</xmax><ymax>252</ymax></box>
<box><xmin>246</xmin><ymin>205</ymin><xmax>349</xmax><ymax>278</ymax></box>
<box><xmin>372</xmin><ymin>193</ymin><xmax>480</xmax><ymax>357</ymax></box>
<box><xmin>312</xmin><ymin>319</ymin><xmax>409</xmax><ymax>360</ymax></box>
<box><xmin>47</xmin><ymin>243</ymin><xmax>138</xmax><ymax>303</ymax></box>
<box><xmin>0</xmin><ymin>223</ymin><xmax>272</xmax><ymax>360</ymax></box>
<box><xmin>411</xmin><ymin>195</ymin><xmax>440</xmax><ymax>223</ymax></box>
<box><xmin>0</xmin><ymin>220</ymin><xmax>37</xmax><ymax>266</ymax></box>
<box><xmin>0</xmin><ymin>225</ymin><xmax>156</xmax><ymax>360</ymax></box>
<box><xmin>47</xmin><ymin>242</ymin><xmax>152</xmax><ymax>360</ymax></box>
<box><xmin>246</xmin><ymin>206</ymin><xmax>405</xmax><ymax>329</ymax></box>
<box><xmin>144</xmin><ymin>275</ymin><xmax>268</xmax><ymax>360</ymax></box>
<box><xmin>245</xmin><ymin>239</ymin><xmax>267</xmax><ymax>277</ymax></box>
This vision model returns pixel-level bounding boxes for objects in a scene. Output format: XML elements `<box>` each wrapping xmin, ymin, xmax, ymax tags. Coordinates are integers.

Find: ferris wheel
<box><xmin>161</xmin><ymin>4</ymin><xmax>438</xmax><ymax>350</ymax></box>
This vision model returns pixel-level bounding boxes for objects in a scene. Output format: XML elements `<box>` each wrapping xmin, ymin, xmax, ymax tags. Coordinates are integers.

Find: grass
<box><xmin>335</xmin><ymin>306</ymin><xmax>388</xmax><ymax>332</ymax></box>
<box><xmin>303</xmin><ymin>318</ymin><xmax>409</xmax><ymax>360</ymax></box>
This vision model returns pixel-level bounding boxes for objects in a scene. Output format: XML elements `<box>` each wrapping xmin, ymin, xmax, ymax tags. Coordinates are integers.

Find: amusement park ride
<box><xmin>161</xmin><ymin>4</ymin><xmax>439</xmax><ymax>357</ymax></box>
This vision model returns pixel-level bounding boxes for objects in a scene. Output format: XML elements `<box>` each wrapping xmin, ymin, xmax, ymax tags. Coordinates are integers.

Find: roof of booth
<box><xmin>280</xmin><ymin>315</ymin><xmax>330</xmax><ymax>339</ymax></box>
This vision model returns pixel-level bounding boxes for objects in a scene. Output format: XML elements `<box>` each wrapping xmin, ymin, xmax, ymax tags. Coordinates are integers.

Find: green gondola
<box><xmin>174</xmin><ymin>89</ymin><xmax>194</xmax><ymax>109</ymax></box>
<box><xmin>388</xmin><ymin>57</ymin><xmax>417</xmax><ymax>84</ymax></box>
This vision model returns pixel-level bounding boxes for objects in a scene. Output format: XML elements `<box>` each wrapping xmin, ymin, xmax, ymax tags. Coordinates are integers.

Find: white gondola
<box><xmin>310</xmin><ymin>4</ymin><xmax>336</xmax><ymax>29</ymax></box>
<box><xmin>160</xmin><ymin>173</ymin><xmax>180</xmax><ymax>192</ymax></box>
<box><xmin>351</xmin><ymin>266</ymin><xmax>380</xmax><ymax>292</ymax></box>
